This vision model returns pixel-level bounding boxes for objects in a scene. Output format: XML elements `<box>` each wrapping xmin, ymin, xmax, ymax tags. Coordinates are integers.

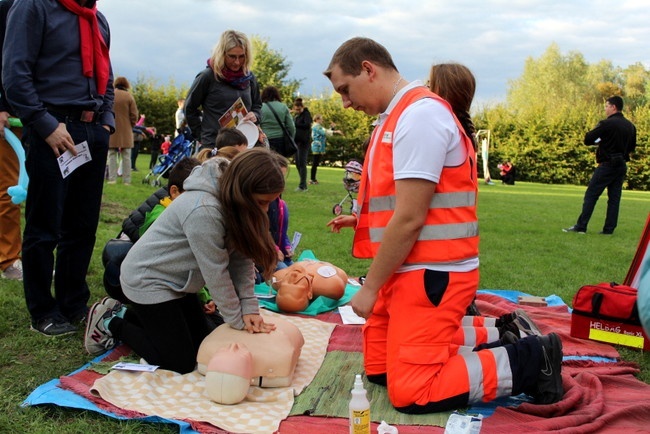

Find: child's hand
<box><xmin>327</xmin><ymin>215</ymin><xmax>357</xmax><ymax>233</ymax></box>
<box><xmin>276</xmin><ymin>248</ymin><xmax>285</xmax><ymax>261</ymax></box>
<box><xmin>242</xmin><ymin>314</ymin><xmax>276</xmax><ymax>334</ymax></box>
<box><xmin>203</xmin><ymin>301</ymin><xmax>216</xmax><ymax>315</ymax></box>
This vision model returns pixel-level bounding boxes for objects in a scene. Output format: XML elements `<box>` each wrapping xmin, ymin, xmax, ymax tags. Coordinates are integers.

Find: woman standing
<box><xmin>260</xmin><ymin>86</ymin><xmax>295</xmax><ymax>157</ymax></box>
<box><xmin>107</xmin><ymin>77</ymin><xmax>138</xmax><ymax>185</ymax></box>
<box><xmin>292</xmin><ymin>98</ymin><xmax>312</xmax><ymax>191</ymax></box>
<box><xmin>184</xmin><ymin>30</ymin><xmax>262</xmax><ymax>150</ymax></box>
<box><xmin>310</xmin><ymin>115</ymin><xmax>341</xmax><ymax>185</ymax></box>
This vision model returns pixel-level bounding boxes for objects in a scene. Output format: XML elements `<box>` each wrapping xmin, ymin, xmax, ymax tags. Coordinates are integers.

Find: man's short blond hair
<box><xmin>323</xmin><ymin>37</ymin><xmax>398</xmax><ymax>79</ymax></box>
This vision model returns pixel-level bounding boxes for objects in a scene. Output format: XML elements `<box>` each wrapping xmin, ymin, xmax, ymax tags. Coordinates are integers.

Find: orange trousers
<box><xmin>363</xmin><ymin>268</ymin><xmax>514</xmax><ymax>411</ymax></box>
<box><xmin>0</xmin><ymin>127</ymin><xmax>22</xmax><ymax>271</ymax></box>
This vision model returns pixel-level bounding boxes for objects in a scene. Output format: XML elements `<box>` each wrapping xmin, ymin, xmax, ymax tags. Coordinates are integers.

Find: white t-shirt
<box><xmin>368</xmin><ymin>80</ymin><xmax>479</xmax><ymax>272</ymax></box>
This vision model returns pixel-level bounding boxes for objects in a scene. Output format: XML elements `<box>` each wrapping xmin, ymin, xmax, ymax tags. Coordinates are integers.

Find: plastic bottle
<box><xmin>349</xmin><ymin>374</ymin><xmax>371</xmax><ymax>434</ymax></box>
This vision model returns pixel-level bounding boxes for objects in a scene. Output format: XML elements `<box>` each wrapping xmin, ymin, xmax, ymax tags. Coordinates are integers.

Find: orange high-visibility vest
<box><xmin>352</xmin><ymin>87</ymin><xmax>478</xmax><ymax>265</ymax></box>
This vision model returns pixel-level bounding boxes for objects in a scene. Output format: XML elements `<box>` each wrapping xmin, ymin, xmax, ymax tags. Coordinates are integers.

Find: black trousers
<box><xmin>22</xmin><ymin>116</ymin><xmax>109</xmax><ymax>322</ymax></box>
<box><xmin>109</xmin><ymin>294</ymin><xmax>213</xmax><ymax>374</ymax></box>
<box><xmin>311</xmin><ymin>153</ymin><xmax>322</xmax><ymax>182</ymax></box>
<box><xmin>575</xmin><ymin>162</ymin><xmax>626</xmax><ymax>233</ymax></box>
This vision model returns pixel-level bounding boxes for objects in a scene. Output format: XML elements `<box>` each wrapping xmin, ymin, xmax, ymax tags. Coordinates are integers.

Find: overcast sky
<box><xmin>99</xmin><ymin>0</ymin><xmax>649</xmax><ymax>106</ymax></box>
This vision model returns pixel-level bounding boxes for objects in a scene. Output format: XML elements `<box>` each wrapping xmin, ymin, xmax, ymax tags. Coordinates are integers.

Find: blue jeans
<box><xmin>575</xmin><ymin>162</ymin><xmax>626</xmax><ymax>233</ymax></box>
<box><xmin>22</xmin><ymin>116</ymin><xmax>109</xmax><ymax>322</ymax></box>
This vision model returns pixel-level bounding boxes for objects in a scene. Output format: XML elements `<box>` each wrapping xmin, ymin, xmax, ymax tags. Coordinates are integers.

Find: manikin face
<box><xmin>225</xmin><ymin>46</ymin><xmax>246</xmax><ymax>72</ymax></box>
<box><xmin>328</xmin><ymin>64</ymin><xmax>379</xmax><ymax>116</ymax></box>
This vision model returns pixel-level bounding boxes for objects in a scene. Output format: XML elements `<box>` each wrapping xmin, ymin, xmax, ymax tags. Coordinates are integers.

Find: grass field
<box><xmin>1</xmin><ymin>157</ymin><xmax>649</xmax><ymax>433</ymax></box>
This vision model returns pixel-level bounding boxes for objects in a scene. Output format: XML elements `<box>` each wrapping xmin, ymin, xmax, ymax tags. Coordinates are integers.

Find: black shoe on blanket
<box><xmin>534</xmin><ymin>333</ymin><xmax>563</xmax><ymax>404</ymax></box>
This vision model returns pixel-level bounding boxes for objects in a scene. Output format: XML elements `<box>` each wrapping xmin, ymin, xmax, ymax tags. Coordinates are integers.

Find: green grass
<box><xmin>1</xmin><ymin>158</ymin><xmax>649</xmax><ymax>432</ymax></box>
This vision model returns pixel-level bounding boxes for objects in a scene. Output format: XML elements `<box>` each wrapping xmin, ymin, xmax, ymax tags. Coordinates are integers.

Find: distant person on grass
<box><xmin>498</xmin><ymin>161</ymin><xmax>516</xmax><ymax>185</ymax></box>
<box><xmin>325</xmin><ymin>37</ymin><xmax>563</xmax><ymax>413</ymax></box>
<box><xmin>563</xmin><ymin>95</ymin><xmax>636</xmax><ymax>235</ymax></box>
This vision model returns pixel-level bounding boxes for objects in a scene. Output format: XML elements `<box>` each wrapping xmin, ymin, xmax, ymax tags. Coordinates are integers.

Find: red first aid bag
<box><xmin>572</xmin><ymin>282</ymin><xmax>640</xmax><ymax>324</ymax></box>
<box><xmin>570</xmin><ymin>282</ymin><xmax>650</xmax><ymax>350</ymax></box>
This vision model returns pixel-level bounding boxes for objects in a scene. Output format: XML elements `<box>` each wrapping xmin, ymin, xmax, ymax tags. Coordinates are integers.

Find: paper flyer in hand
<box><xmin>218</xmin><ymin>97</ymin><xmax>248</xmax><ymax>128</ymax></box>
<box><xmin>291</xmin><ymin>231</ymin><xmax>302</xmax><ymax>252</ymax></box>
<box><xmin>57</xmin><ymin>141</ymin><xmax>92</xmax><ymax>179</ymax></box>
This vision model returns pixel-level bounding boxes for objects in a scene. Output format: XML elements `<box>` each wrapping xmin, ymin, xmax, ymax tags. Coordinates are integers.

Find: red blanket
<box><xmin>58</xmin><ymin>293</ymin><xmax>649</xmax><ymax>433</ymax></box>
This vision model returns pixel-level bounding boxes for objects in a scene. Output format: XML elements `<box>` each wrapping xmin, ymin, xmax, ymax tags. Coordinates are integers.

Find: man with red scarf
<box><xmin>3</xmin><ymin>0</ymin><xmax>114</xmax><ymax>336</ymax></box>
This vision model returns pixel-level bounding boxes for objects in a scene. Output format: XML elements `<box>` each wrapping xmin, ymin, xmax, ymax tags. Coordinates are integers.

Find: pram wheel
<box><xmin>332</xmin><ymin>204</ymin><xmax>343</xmax><ymax>216</ymax></box>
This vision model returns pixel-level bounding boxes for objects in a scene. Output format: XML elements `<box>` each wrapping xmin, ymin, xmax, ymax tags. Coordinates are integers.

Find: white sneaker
<box><xmin>2</xmin><ymin>259</ymin><xmax>23</xmax><ymax>281</ymax></box>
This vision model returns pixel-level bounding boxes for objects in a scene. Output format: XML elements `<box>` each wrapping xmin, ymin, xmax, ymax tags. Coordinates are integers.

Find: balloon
<box><xmin>5</xmin><ymin>128</ymin><xmax>28</xmax><ymax>204</ymax></box>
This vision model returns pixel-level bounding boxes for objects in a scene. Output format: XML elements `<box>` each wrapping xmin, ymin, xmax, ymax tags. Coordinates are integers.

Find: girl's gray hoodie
<box><xmin>120</xmin><ymin>158</ymin><xmax>258</xmax><ymax>330</ymax></box>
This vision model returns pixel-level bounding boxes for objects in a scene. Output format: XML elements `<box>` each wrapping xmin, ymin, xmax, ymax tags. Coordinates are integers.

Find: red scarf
<box><xmin>57</xmin><ymin>0</ymin><xmax>110</xmax><ymax>95</ymax></box>
<box><xmin>220</xmin><ymin>67</ymin><xmax>253</xmax><ymax>90</ymax></box>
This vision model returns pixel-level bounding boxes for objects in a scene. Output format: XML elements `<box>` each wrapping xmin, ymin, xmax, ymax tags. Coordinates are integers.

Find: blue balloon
<box><xmin>5</xmin><ymin>128</ymin><xmax>28</xmax><ymax>204</ymax></box>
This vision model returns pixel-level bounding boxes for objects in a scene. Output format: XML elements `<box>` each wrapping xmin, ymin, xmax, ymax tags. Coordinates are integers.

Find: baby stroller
<box><xmin>143</xmin><ymin>128</ymin><xmax>195</xmax><ymax>187</ymax></box>
<box><xmin>332</xmin><ymin>160</ymin><xmax>363</xmax><ymax>215</ymax></box>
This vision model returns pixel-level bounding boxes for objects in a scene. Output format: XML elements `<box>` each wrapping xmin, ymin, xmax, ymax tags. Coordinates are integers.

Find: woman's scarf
<box><xmin>57</xmin><ymin>0</ymin><xmax>110</xmax><ymax>95</ymax></box>
<box><xmin>220</xmin><ymin>67</ymin><xmax>253</xmax><ymax>90</ymax></box>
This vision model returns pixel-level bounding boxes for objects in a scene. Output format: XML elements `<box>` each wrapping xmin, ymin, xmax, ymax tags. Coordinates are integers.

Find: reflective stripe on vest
<box><xmin>370</xmin><ymin>221</ymin><xmax>479</xmax><ymax>243</ymax></box>
<box><xmin>369</xmin><ymin>191</ymin><xmax>476</xmax><ymax>212</ymax></box>
<box><xmin>352</xmin><ymin>86</ymin><xmax>479</xmax><ymax>263</ymax></box>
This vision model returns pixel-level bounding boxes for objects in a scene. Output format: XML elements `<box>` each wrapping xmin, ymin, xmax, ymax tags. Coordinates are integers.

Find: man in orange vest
<box><xmin>325</xmin><ymin>37</ymin><xmax>563</xmax><ymax>412</ymax></box>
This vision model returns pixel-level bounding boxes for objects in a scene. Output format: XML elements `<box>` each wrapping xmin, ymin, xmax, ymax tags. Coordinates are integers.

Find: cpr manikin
<box><xmin>272</xmin><ymin>260</ymin><xmax>348</xmax><ymax>313</ymax></box>
<box><xmin>197</xmin><ymin>314</ymin><xmax>304</xmax><ymax>404</ymax></box>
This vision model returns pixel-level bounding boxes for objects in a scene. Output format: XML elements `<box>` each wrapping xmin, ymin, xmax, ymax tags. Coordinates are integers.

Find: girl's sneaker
<box><xmin>84</xmin><ymin>299</ymin><xmax>122</xmax><ymax>355</ymax></box>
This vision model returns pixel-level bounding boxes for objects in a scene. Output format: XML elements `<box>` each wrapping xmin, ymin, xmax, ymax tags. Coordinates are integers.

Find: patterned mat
<box><xmin>89</xmin><ymin>310</ymin><xmax>335</xmax><ymax>434</ymax></box>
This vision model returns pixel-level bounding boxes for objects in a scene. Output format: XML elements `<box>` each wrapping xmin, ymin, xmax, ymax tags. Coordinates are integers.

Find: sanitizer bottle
<box><xmin>349</xmin><ymin>374</ymin><xmax>371</xmax><ymax>434</ymax></box>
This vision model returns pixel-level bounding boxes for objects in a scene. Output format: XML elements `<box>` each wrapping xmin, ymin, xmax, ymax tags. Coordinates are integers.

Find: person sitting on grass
<box><xmin>85</xmin><ymin>150</ymin><xmax>283</xmax><ymax>375</ymax></box>
<box><xmin>499</xmin><ymin>161</ymin><xmax>516</xmax><ymax>185</ymax></box>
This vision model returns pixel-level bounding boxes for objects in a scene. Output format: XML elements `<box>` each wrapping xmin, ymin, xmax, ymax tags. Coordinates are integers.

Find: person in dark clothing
<box><xmin>184</xmin><ymin>30</ymin><xmax>261</xmax><ymax>150</ymax></box>
<box><xmin>563</xmin><ymin>96</ymin><xmax>636</xmax><ymax>235</ymax></box>
<box><xmin>499</xmin><ymin>161</ymin><xmax>516</xmax><ymax>185</ymax></box>
<box><xmin>3</xmin><ymin>0</ymin><xmax>115</xmax><ymax>336</ymax></box>
<box><xmin>149</xmin><ymin>131</ymin><xmax>164</xmax><ymax>169</ymax></box>
<box><xmin>292</xmin><ymin>98</ymin><xmax>312</xmax><ymax>191</ymax></box>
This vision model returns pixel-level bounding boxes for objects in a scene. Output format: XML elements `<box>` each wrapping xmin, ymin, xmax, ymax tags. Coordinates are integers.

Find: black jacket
<box><xmin>584</xmin><ymin>112</ymin><xmax>636</xmax><ymax>163</ymax></box>
<box><xmin>293</xmin><ymin>107</ymin><xmax>312</xmax><ymax>147</ymax></box>
<box><xmin>0</xmin><ymin>0</ymin><xmax>15</xmax><ymax>114</ymax></box>
<box><xmin>120</xmin><ymin>187</ymin><xmax>169</xmax><ymax>242</ymax></box>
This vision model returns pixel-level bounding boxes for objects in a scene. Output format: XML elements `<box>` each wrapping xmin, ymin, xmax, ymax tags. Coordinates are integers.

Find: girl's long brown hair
<box><xmin>219</xmin><ymin>148</ymin><xmax>285</xmax><ymax>280</ymax></box>
<box><xmin>429</xmin><ymin>63</ymin><xmax>477</xmax><ymax>150</ymax></box>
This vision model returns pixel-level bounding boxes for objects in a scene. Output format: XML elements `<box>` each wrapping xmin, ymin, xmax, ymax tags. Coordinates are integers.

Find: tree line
<box><xmin>129</xmin><ymin>40</ymin><xmax>649</xmax><ymax>191</ymax></box>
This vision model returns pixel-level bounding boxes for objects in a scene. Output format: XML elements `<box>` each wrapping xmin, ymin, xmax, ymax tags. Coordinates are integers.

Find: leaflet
<box><xmin>57</xmin><ymin>141</ymin><xmax>92</xmax><ymax>179</ymax></box>
<box><xmin>218</xmin><ymin>97</ymin><xmax>248</xmax><ymax>128</ymax></box>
